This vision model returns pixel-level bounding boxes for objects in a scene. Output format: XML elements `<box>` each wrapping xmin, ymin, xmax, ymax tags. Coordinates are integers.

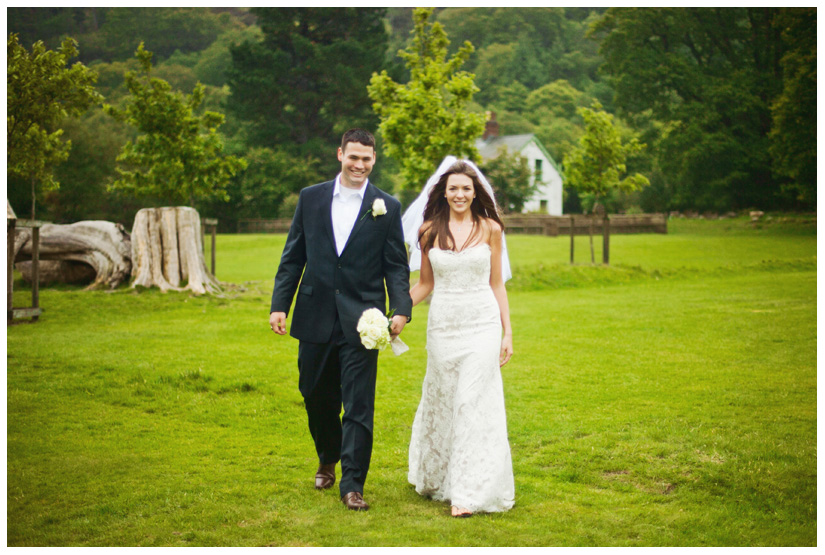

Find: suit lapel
<box><xmin>341</xmin><ymin>183</ymin><xmax>377</xmax><ymax>257</ymax></box>
<box><xmin>319</xmin><ymin>181</ymin><xmax>337</xmax><ymax>258</ymax></box>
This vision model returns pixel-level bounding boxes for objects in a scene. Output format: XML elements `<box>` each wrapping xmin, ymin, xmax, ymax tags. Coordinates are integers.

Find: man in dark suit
<box><xmin>269</xmin><ymin>129</ymin><xmax>412</xmax><ymax>511</ymax></box>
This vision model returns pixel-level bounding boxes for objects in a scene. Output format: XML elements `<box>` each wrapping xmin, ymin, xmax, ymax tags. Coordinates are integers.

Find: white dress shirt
<box><xmin>331</xmin><ymin>174</ymin><xmax>368</xmax><ymax>256</ymax></box>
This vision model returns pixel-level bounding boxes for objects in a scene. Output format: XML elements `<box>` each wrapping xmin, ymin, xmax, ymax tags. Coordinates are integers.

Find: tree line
<box><xmin>7</xmin><ymin>7</ymin><xmax>816</xmax><ymax>231</ymax></box>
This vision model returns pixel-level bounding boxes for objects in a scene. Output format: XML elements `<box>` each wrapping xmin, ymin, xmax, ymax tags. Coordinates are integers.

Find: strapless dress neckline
<box><xmin>430</xmin><ymin>243</ymin><xmax>490</xmax><ymax>255</ymax></box>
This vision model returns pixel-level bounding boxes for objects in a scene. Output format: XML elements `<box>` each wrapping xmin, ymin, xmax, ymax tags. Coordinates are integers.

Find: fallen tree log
<box><xmin>17</xmin><ymin>259</ymin><xmax>97</xmax><ymax>285</ymax></box>
<box><xmin>131</xmin><ymin>206</ymin><xmax>220</xmax><ymax>295</ymax></box>
<box><xmin>14</xmin><ymin>221</ymin><xmax>132</xmax><ymax>289</ymax></box>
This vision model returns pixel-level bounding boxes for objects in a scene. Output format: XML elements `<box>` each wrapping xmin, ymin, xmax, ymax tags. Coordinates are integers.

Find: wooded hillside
<box><xmin>7</xmin><ymin>7</ymin><xmax>816</xmax><ymax>230</ymax></box>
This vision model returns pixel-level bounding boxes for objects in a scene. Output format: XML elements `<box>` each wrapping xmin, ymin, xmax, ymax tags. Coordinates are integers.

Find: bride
<box><xmin>403</xmin><ymin>157</ymin><xmax>515</xmax><ymax>517</ymax></box>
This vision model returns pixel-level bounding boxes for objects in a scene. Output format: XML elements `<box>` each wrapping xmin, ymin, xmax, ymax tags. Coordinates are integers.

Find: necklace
<box><xmin>450</xmin><ymin>219</ymin><xmax>475</xmax><ymax>252</ymax></box>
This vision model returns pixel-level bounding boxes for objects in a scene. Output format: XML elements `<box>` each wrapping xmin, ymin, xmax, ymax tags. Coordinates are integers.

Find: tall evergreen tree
<box><xmin>227</xmin><ymin>7</ymin><xmax>388</xmax><ymax>176</ymax></box>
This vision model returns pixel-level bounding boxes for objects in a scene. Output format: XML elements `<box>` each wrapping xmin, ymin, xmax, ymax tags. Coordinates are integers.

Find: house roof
<box><xmin>475</xmin><ymin>133</ymin><xmax>561</xmax><ymax>173</ymax></box>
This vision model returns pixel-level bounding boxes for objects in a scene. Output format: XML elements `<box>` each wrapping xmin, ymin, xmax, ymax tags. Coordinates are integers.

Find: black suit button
<box><xmin>337</xmin><ymin>264</ymin><xmax>342</xmax><ymax>269</ymax></box>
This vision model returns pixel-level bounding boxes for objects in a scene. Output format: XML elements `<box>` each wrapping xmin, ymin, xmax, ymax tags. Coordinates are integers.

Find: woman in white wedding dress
<box><xmin>406</xmin><ymin>159</ymin><xmax>515</xmax><ymax>517</ymax></box>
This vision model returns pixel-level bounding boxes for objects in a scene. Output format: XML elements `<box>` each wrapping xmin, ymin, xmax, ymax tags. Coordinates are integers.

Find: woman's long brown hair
<box><xmin>419</xmin><ymin>160</ymin><xmax>505</xmax><ymax>253</ymax></box>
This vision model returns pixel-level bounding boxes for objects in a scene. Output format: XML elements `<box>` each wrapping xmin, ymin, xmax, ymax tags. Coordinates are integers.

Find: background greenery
<box><xmin>7</xmin><ymin>218</ymin><xmax>816</xmax><ymax>546</ymax></box>
<box><xmin>7</xmin><ymin>7</ymin><xmax>817</xmax><ymax>230</ymax></box>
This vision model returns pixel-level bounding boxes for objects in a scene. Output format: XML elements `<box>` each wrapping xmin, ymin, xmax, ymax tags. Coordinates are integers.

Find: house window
<box><xmin>535</xmin><ymin>159</ymin><xmax>543</xmax><ymax>177</ymax></box>
<box><xmin>540</xmin><ymin>200</ymin><xmax>548</xmax><ymax>213</ymax></box>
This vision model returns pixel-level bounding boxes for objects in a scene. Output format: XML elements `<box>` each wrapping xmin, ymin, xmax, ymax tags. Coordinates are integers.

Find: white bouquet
<box><xmin>357</xmin><ymin>308</ymin><xmax>391</xmax><ymax>350</ymax></box>
<box><xmin>357</xmin><ymin>308</ymin><xmax>409</xmax><ymax>355</ymax></box>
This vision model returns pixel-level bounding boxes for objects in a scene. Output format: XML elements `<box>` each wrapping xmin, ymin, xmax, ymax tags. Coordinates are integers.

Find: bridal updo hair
<box><xmin>419</xmin><ymin>160</ymin><xmax>504</xmax><ymax>253</ymax></box>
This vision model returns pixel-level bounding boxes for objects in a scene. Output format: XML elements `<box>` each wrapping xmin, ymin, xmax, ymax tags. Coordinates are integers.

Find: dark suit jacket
<box><xmin>270</xmin><ymin>180</ymin><xmax>412</xmax><ymax>347</ymax></box>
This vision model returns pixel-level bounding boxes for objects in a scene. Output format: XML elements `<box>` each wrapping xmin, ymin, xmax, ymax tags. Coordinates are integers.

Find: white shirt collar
<box><xmin>334</xmin><ymin>174</ymin><xmax>368</xmax><ymax>199</ymax></box>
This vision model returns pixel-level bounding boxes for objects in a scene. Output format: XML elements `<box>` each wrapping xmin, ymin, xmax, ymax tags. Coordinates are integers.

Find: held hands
<box><xmin>499</xmin><ymin>335</ymin><xmax>513</xmax><ymax>366</ymax></box>
<box><xmin>270</xmin><ymin>311</ymin><xmax>287</xmax><ymax>335</ymax></box>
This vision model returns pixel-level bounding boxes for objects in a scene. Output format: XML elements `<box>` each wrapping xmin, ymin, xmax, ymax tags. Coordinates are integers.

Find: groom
<box><xmin>269</xmin><ymin>129</ymin><xmax>412</xmax><ymax>511</ymax></box>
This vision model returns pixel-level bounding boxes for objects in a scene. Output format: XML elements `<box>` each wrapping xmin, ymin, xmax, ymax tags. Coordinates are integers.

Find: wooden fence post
<box><xmin>8</xmin><ymin>219</ymin><xmax>45</xmax><ymax>323</ymax></box>
<box><xmin>603</xmin><ymin>214</ymin><xmax>610</xmax><ymax>265</ymax></box>
<box><xmin>589</xmin><ymin>217</ymin><xmax>595</xmax><ymax>264</ymax></box>
<box><xmin>211</xmin><ymin>225</ymin><xmax>216</xmax><ymax>276</ymax></box>
<box><xmin>31</xmin><ymin>226</ymin><xmax>40</xmax><ymax>321</ymax></box>
<box><xmin>7</xmin><ymin>218</ymin><xmax>15</xmax><ymax>324</ymax></box>
<box><xmin>569</xmin><ymin>215</ymin><xmax>574</xmax><ymax>264</ymax></box>
<box><xmin>201</xmin><ymin>218</ymin><xmax>218</xmax><ymax>277</ymax></box>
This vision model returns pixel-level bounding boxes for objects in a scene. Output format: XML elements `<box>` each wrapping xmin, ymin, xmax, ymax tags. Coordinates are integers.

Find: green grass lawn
<box><xmin>7</xmin><ymin>216</ymin><xmax>816</xmax><ymax>546</ymax></box>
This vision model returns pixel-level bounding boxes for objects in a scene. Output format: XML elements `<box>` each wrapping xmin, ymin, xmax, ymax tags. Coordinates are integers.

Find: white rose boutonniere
<box><xmin>372</xmin><ymin>199</ymin><xmax>387</xmax><ymax>217</ymax></box>
<box><xmin>360</xmin><ymin>198</ymin><xmax>387</xmax><ymax>221</ymax></box>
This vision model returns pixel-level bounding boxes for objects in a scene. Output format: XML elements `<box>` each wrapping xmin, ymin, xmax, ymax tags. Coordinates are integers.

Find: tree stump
<box><xmin>14</xmin><ymin>221</ymin><xmax>132</xmax><ymax>289</ymax></box>
<box><xmin>131</xmin><ymin>207</ymin><xmax>220</xmax><ymax>295</ymax></box>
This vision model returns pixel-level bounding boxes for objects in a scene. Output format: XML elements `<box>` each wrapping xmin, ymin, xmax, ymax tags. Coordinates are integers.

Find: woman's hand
<box><xmin>499</xmin><ymin>335</ymin><xmax>513</xmax><ymax>366</ymax></box>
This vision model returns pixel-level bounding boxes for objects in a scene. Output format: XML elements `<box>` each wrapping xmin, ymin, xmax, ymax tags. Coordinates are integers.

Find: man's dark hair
<box><xmin>341</xmin><ymin>128</ymin><xmax>375</xmax><ymax>152</ymax></box>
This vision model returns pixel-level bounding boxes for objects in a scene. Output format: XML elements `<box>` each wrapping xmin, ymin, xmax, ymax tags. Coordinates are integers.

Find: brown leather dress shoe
<box><xmin>341</xmin><ymin>491</ymin><xmax>369</xmax><ymax>511</ymax></box>
<box><xmin>314</xmin><ymin>463</ymin><xmax>336</xmax><ymax>490</ymax></box>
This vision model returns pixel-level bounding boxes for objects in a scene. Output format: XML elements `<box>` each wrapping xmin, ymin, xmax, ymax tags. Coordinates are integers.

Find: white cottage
<box><xmin>475</xmin><ymin>116</ymin><xmax>563</xmax><ymax>215</ymax></box>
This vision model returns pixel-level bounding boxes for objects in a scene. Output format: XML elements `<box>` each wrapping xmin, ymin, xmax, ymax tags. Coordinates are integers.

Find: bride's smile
<box><xmin>445</xmin><ymin>173</ymin><xmax>475</xmax><ymax>216</ymax></box>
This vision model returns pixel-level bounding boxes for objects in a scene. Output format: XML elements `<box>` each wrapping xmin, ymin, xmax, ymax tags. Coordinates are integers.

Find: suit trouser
<box><xmin>298</xmin><ymin>315</ymin><xmax>379</xmax><ymax>497</ymax></box>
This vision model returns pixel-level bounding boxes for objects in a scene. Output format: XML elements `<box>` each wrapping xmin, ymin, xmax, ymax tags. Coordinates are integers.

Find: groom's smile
<box><xmin>338</xmin><ymin>141</ymin><xmax>375</xmax><ymax>189</ymax></box>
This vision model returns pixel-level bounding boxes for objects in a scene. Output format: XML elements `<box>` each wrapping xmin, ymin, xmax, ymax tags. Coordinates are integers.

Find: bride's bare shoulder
<box><xmin>480</xmin><ymin>217</ymin><xmax>502</xmax><ymax>241</ymax></box>
<box><xmin>486</xmin><ymin>219</ymin><xmax>502</xmax><ymax>234</ymax></box>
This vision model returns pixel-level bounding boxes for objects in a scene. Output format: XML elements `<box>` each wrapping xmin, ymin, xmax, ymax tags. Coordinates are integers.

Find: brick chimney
<box><xmin>482</xmin><ymin>111</ymin><xmax>499</xmax><ymax>141</ymax></box>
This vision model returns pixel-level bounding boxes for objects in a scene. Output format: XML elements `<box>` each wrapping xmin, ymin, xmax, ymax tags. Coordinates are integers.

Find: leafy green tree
<box><xmin>510</xmin><ymin>34</ymin><xmax>550</xmax><ymax>90</ymax></box>
<box><xmin>152</xmin><ymin>63</ymin><xmax>199</xmax><ymax>95</ymax></box>
<box><xmin>192</xmin><ymin>26</ymin><xmax>263</xmax><ymax>87</ymax></box>
<box><xmin>7</xmin><ymin>8</ymin><xmax>104</xmax><ymax>52</ymax></box>
<box><xmin>198</xmin><ymin>147</ymin><xmax>322</xmax><ymax>232</ymax></box>
<box><xmin>368</xmin><ymin>7</ymin><xmax>486</xmax><ymax>201</ymax></box>
<box><xmin>104</xmin><ymin>43</ymin><xmax>245</xmax><ymax>206</ymax></box>
<box><xmin>479</xmin><ymin>147</ymin><xmax>537</xmax><ymax>214</ymax></box>
<box><xmin>227</xmin><ymin>7</ymin><xmax>388</xmax><ymax>176</ymax></box>
<box><xmin>769</xmin><ymin>8</ymin><xmax>816</xmax><ymax>207</ymax></box>
<box><xmin>7</xmin><ymin>33</ymin><xmax>102</xmax><ymax>220</ymax></box>
<box><xmin>235</xmin><ymin>147</ymin><xmax>322</xmax><ymax>220</ymax></box>
<box><xmin>563</xmin><ymin>102</ymin><xmax>649</xmax><ymax>263</ymax></box>
<box><xmin>525</xmin><ymin>79</ymin><xmax>584</xmax><ymax>121</ymax></box>
<box><xmin>564</xmin><ymin>102</ymin><xmax>649</xmax><ymax>207</ymax></box>
<box><xmin>80</xmin><ymin>8</ymin><xmax>238</xmax><ymax>63</ymax></box>
<box><xmin>492</xmin><ymin>81</ymin><xmax>530</xmax><ymax>114</ymax></box>
<box><xmin>435</xmin><ymin>8</ymin><xmax>604</xmax><ymax>91</ymax></box>
<box><xmin>473</xmin><ymin>43</ymin><xmax>518</xmax><ymax>105</ymax></box>
<box><xmin>535</xmin><ymin>117</ymin><xmax>582</xmax><ymax>166</ymax></box>
<box><xmin>87</xmin><ymin>58</ymin><xmax>139</xmax><ymax>99</ymax></box>
<box><xmin>435</xmin><ymin>8</ymin><xmax>565</xmax><ymax>61</ymax></box>
<box><xmin>49</xmin><ymin>110</ymin><xmax>136</xmax><ymax>224</ymax></box>
<box><xmin>592</xmin><ymin>7</ymin><xmax>815</xmax><ymax>211</ymax></box>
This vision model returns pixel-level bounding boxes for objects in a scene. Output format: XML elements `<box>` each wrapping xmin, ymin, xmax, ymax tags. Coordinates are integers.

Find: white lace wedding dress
<box><xmin>408</xmin><ymin>243</ymin><xmax>515</xmax><ymax>512</ymax></box>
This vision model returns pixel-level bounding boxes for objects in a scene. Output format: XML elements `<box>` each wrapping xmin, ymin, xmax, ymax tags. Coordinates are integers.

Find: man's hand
<box><xmin>389</xmin><ymin>314</ymin><xmax>407</xmax><ymax>340</ymax></box>
<box><xmin>270</xmin><ymin>311</ymin><xmax>287</xmax><ymax>335</ymax></box>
